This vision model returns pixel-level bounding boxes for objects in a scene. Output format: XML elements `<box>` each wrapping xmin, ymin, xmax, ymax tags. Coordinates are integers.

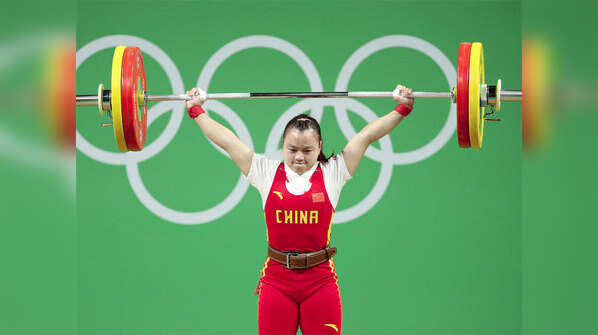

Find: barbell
<box><xmin>75</xmin><ymin>42</ymin><xmax>522</xmax><ymax>151</ymax></box>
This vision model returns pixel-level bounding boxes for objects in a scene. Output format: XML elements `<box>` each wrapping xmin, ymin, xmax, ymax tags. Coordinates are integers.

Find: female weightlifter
<box><xmin>185</xmin><ymin>84</ymin><xmax>414</xmax><ymax>335</ymax></box>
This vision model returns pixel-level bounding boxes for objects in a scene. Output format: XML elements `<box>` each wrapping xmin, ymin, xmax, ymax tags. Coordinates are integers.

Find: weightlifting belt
<box><xmin>268</xmin><ymin>245</ymin><xmax>337</xmax><ymax>269</ymax></box>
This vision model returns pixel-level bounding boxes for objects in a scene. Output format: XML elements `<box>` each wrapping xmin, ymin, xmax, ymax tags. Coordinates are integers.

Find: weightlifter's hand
<box><xmin>392</xmin><ymin>84</ymin><xmax>414</xmax><ymax>117</ymax></box>
<box><xmin>392</xmin><ymin>84</ymin><xmax>414</xmax><ymax>106</ymax></box>
<box><xmin>186</xmin><ymin>87</ymin><xmax>207</xmax><ymax>108</ymax></box>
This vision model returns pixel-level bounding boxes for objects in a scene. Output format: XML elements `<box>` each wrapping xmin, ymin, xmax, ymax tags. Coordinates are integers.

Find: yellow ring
<box><xmin>111</xmin><ymin>46</ymin><xmax>128</xmax><ymax>152</ymax></box>
<box><xmin>138</xmin><ymin>84</ymin><xmax>145</xmax><ymax>107</ymax></box>
<box><xmin>468</xmin><ymin>42</ymin><xmax>485</xmax><ymax>149</ymax></box>
<box><xmin>97</xmin><ymin>83</ymin><xmax>105</xmax><ymax>117</ymax></box>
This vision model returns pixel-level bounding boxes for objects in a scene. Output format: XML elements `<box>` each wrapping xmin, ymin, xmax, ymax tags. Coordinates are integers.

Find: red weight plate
<box><xmin>121</xmin><ymin>46</ymin><xmax>148</xmax><ymax>151</ymax></box>
<box><xmin>457</xmin><ymin>42</ymin><xmax>472</xmax><ymax>148</ymax></box>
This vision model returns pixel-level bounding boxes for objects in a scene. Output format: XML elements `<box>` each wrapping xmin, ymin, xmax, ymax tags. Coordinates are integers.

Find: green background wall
<box><xmin>76</xmin><ymin>1</ymin><xmax>521</xmax><ymax>334</ymax></box>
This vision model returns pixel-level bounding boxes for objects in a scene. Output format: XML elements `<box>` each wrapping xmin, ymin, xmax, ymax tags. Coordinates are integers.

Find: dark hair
<box><xmin>282</xmin><ymin>114</ymin><xmax>334</xmax><ymax>163</ymax></box>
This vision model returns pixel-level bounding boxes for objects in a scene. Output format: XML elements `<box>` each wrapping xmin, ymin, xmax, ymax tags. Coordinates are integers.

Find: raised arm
<box><xmin>186</xmin><ymin>88</ymin><xmax>253</xmax><ymax>176</ymax></box>
<box><xmin>342</xmin><ymin>85</ymin><xmax>414</xmax><ymax>175</ymax></box>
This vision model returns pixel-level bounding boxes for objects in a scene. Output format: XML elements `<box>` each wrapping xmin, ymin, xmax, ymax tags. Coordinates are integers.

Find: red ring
<box><xmin>457</xmin><ymin>42</ymin><xmax>472</xmax><ymax>148</ymax></box>
<box><xmin>121</xmin><ymin>46</ymin><xmax>148</xmax><ymax>151</ymax></box>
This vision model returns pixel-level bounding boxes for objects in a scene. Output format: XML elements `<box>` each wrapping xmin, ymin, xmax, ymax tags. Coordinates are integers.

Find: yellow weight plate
<box><xmin>111</xmin><ymin>46</ymin><xmax>128</xmax><ymax>152</ymax></box>
<box><xmin>468</xmin><ymin>42</ymin><xmax>485</xmax><ymax>149</ymax></box>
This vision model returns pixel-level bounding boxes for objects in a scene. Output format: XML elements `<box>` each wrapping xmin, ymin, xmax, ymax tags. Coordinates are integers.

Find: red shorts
<box><xmin>256</xmin><ymin>258</ymin><xmax>342</xmax><ymax>334</ymax></box>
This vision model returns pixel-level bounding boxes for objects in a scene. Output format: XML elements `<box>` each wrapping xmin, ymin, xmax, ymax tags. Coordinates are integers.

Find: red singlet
<box><xmin>257</xmin><ymin>162</ymin><xmax>342</xmax><ymax>335</ymax></box>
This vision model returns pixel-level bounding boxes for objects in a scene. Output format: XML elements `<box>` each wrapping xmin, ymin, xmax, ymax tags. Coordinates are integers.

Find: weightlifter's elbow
<box><xmin>359</xmin><ymin>132</ymin><xmax>377</xmax><ymax>147</ymax></box>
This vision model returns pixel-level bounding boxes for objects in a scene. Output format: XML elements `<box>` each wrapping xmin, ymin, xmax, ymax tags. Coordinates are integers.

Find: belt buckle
<box><xmin>285</xmin><ymin>252</ymin><xmax>299</xmax><ymax>269</ymax></box>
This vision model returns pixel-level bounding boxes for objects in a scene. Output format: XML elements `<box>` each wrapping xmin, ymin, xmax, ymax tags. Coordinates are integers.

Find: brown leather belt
<box><xmin>268</xmin><ymin>245</ymin><xmax>337</xmax><ymax>269</ymax></box>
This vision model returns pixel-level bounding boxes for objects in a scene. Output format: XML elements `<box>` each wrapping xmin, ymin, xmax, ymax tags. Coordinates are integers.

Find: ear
<box><xmin>319</xmin><ymin>140</ymin><xmax>322</xmax><ymax>149</ymax></box>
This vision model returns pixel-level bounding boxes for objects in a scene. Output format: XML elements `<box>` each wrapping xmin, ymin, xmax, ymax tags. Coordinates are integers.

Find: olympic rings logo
<box><xmin>76</xmin><ymin>34</ymin><xmax>456</xmax><ymax>225</ymax></box>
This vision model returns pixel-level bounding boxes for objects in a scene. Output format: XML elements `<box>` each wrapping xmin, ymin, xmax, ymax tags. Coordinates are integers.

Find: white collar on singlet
<box><xmin>283</xmin><ymin>161</ymin><xmax>319</xmax><ymax>195</ymax></box>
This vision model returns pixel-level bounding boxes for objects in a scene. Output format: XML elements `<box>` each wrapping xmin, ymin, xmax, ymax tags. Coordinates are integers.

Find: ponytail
<box><xmin>317</xmin><ymin>151</ymin><xmax>334</xmax><ymax>164</ymax></box>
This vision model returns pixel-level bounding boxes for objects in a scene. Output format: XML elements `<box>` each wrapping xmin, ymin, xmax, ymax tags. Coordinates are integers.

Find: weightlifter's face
<box><xmin>282</xmin><ymin>128</ymin><xmax>321</xmax><ymax>175</ymax></box>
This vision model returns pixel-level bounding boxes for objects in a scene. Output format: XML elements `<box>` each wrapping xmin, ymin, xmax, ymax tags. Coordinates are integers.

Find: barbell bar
<box><xmin>76</xmin><ymin>90</ymin><xmax>455</xmax><ymax>105</ymax></box>
<box><xmin>76</xmin><ymin>89</ymin><xmax>522</xmax><ymax>105</ymax></box>
<box><xmin>75</xmin><ymin>43</ymin><xmax>522</xmax><ymax>151</ymax></box>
